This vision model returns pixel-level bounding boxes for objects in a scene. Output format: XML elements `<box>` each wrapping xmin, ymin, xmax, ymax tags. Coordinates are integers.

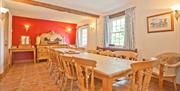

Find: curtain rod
<box><xmin>109</xmin><ymin>6</ymin><xmax>136</xmax><ymax>18</ymax></box>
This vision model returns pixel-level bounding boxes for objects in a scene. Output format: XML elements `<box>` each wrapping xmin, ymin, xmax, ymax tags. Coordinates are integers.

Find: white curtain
<box><xmin>124</xmin><ymin>7</ymin><xmax>136</xmax><ymax>49</ymax></box>
<box><xmin>103</xmin><ymin>16</ymin><xmax>111</xmax><ymax>47</ymax></box>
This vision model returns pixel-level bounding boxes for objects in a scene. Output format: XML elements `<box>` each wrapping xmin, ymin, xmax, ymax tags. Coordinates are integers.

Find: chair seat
<box><xmin>153</xmin><ymin>67</ymin><xmax>176</xmax><ymax>77</ymax></box>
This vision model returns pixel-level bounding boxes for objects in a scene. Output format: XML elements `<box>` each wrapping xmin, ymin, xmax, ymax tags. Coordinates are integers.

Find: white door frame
<box><xmin>0</xmin><ymin>14</ymin><xmax>4</xmax><ymax>74</ymax></box>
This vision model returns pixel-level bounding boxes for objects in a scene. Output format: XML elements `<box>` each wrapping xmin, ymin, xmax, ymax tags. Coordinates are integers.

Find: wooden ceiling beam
<box><xmin>109</xmin><ymin>11</ymin><xmax>125</xmax><ymax>19</ymax></box>
<box><xmin>13</xmin><ymin>0</ymin><xmax>100</xmax><ymax>18</ymax></box>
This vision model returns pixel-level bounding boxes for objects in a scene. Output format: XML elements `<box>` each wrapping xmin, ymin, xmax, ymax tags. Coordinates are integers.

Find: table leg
<box><xmin>9</xmin><ymin>51</ymin><xmax>12</xmax><ymax>67</ymax></box>
<box><xmin>102</xmin><ymin>78</ymin><xmax>113</xmax><ymax>91</ymax></box>
<box><xmin>34</xmin><ymin>50</ymin><xmax>36</xmax><ymax>63</ymax></box>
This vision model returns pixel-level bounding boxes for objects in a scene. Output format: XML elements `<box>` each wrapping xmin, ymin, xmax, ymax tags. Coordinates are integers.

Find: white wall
<box><xmin>96</xmin><ymin>16</ymin><xmax>105</xmax><ymax>47</ymax></box>
<box><xmin>96</xmin><ymin>0</ymin><xmax>180</xmax><ymax>83</ymax></box>
<box><xmin>135</xmin><ymin>0</ymin><xmax>180</xmax><ymax>84</ymax></box>
<box><xmin>77</xmin><ymin>18</ymin><xmax>99</xmax><ymax>50</ymax></box>
<box><xmin>99</xmin><ymin>0</ymin><xmax>180</xmax><ymax>59</ymax></box>
<box><xmin>0</xmin><ymin>1</ymin><xmax>4</xmax><ymax>74</ymax></box>
<box><xmin>0</xmin><ymin>14</ymin><xmax>4</xmax><ymax>74</ymax></box>
<box><xmin>77</xmin><ymin>16</ymin><xmax>106</xmax><ymax>50</ymax></box>
<box><xmin>134</xmin><ymin>0</ymin><xmax>180</xmax><ymax>59</ymax></box>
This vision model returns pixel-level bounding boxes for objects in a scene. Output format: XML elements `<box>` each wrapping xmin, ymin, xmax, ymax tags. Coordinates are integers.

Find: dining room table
<box><xmin>53</xmin><ymin>48</ymin><xmax>135</xmax><ymax>91</ymax></box>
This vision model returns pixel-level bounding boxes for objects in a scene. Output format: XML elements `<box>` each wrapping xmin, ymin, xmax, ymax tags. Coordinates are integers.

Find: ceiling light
<box><xmin>171</xmin><ymin>4</ymin><xmax>180</xmax><ymax>21</ymax></box>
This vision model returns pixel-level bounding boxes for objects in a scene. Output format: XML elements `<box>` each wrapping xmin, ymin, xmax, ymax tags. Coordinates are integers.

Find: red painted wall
<box><xmin>12</xmin><ymin>16</ymin><xmax>77</xmax><ymax>62</ymax></box>
<box><xmin>12</xmin><ymin>16</ymin><xmax>77</xmax><ymax>46</ymax></box>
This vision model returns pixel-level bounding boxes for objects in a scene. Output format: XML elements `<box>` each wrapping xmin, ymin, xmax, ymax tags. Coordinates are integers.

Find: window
<box><xmin>78</xmin><ymin>26</ymin><xmax>88</xmax><ymax>47</ymax></box>
<box><xmin>108</xmin><ymin>15</ymin><xmax>125</xmax><ymax>48</ymax></box>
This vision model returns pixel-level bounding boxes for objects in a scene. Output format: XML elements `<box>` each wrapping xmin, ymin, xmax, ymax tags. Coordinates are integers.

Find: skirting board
<box><xmin>0</xmin><ymin>72</ymin><xmax>6</xmax><ymax>81</ymax></box>
<box><xmin>0</xmin><ymin>73</ymin><xmax>3</xmax><ymax>81</ymax></box>
<box><xmin>0</xmin><ymin>65</ymin><xmax>10</xmax><ymax>81</ymax></box>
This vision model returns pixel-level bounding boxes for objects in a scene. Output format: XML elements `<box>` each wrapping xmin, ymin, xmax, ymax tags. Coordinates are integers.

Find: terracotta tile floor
<box><xmin>0</xmin><ymin>62</ymin><xmax>175</xmax><ymax>91</ymax></box>
<box><xmin>0</xmin><ymin>62</ymin><xmax>59</xmax><ymax>91</ymax></box>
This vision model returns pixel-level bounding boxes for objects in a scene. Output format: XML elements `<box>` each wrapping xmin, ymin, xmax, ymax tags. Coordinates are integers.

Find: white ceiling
<box><xmin>37</xmin><ymin>0</ymin><xmax>132</xmax><ymax>14</ymax></box>
<box><xmin>5</xmin><ymin>0</ymin><xmax>133</xmax><ymax>23</ymax></box>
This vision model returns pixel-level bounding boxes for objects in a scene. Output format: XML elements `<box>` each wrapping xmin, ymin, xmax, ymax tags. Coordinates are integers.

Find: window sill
<box><xmin>108</xmin><ymin>46</ymin><xmax>124</xmax><ymax>48</ymax></box>
<box><xmin>97</xmin><ymin>46</ymin><xmax>137</xmax><ymax>52</ymax></box>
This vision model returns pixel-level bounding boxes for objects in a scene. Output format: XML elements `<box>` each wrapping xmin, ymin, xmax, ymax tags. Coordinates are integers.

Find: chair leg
<box><xmin>49</xmin><ymin>62</ymin><xmax>53</xmax><ymax>75</ymax></box>
<box><xmin>59</xmin><ymin>73</ymin><xmax>64</xmax><ymax>90</ymax></box>
<box><xmin>173</xmin><ymin>77</ymin><xmax>177</xmax><ymax>91</ymax></box>
<box><xmin>62</xmin><ymin>77</ymin><xmax>67</xmax><ymax>91</ymax></box>
<box><xmin>52</xmin><ymin>69</ymin><xmax>59</xmax><ymax>84</ymax></box>
<box><xmin>70</xmin><ymin>80</ymin><xmax>74</xmax><ymax>91</ymax></box>
<box><xmin>159</xmin><ymin>77</ymin><xmax>163</xmax><ymax>91</ymax></box>
<box><xmin>78</xmin><ymin>87</ymin><xmax>81</xmax><ymax>91</ymax></box>
<box><xmin>55</xmin><ymin>72</ymin><xmax>60</xmax><ymax>84</ymax></box>
<box><xmin>47</xmin><ymin>60</ymin><xmax>51</xmax><ymax>68</ymax></box>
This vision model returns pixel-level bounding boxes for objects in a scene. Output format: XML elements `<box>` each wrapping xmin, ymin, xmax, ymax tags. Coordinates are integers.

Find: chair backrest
<box><xmin>131</xmin><ymin>61</ymin><xmax>155</xmax><ymax>91</ymax></box>
<box><xmin>52</xmin><ymin>50</ymin><xmax>59</xmax><ymax>64</ymax></box>
<box><xmin>113</xmin><ymin>51</ymin><xmax>138</xmax><ymax>61</ymax></box>
<box><xmin>49</xmin><ymin>48</ymin><xmax>58</xmax><ymax>63</ymax></box>
<box><xmin>76</xmin><ymin>47</ymin><xmax>85</xmax><ymax>51</ymax></box>
<box><xmin>61</xmin><ymin>55</ymin><xmax>76</xmax><ymax>79</ymax></box>
<box><xmin>57</xmin><ymin>51</ymin><xmax>64</xmax><ymax>72</ymax></box>
<box><xmin>156</xmin><ymin>52</ymin><xmax>180</xmax><ymax>65</ymax></box>
<box><xmin>49</xmin><ymin>48</ymin><xmax>53</xmax><ymax>60</ymax></box>
<box><xmin>99</xmin><ymin>50</ymin><xmax>114</xmax><ymax>57</ymax></box>
<box><xmin>87</xmin><ymin>50</ymin><xmax>98</xmax><ymax>54</ymax></box>
<box><xmin>74</xmin><ymin>57</ymin><xmax>97</xmax><ymax>91</ymax></box>
<box><xmin>154</xmin><ymin>52</ymin><xmax>180</xmax><ymax>77</ymax></box>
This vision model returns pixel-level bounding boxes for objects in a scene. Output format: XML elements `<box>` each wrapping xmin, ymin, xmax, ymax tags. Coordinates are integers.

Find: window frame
<box><xmin>108</xmin><ymin>15</ymin><xmax>126</xmax><ymax>48</ymax></box>
<box><xmin>77</xmin><ymin>25</ymin><xmax>89</xmax><ymax>48</ymax></box>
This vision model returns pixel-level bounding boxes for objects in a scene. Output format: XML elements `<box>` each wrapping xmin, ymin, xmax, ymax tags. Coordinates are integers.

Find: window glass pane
<box><xmin>108</xmin><ymin>15</ymin><xmax>125</xmax><ymax>48</ymax></box>
<box><xmin>78</xmin><ymin>27</ymin><xmax>88</xmax><ymax>47</ymax></box>
<box><xmin>116</xmin><ymin>20</ymin><xmax>120</xmax><ymax>32</ymax></box>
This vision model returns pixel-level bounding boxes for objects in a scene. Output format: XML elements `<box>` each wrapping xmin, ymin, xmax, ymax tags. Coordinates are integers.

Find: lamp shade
<box><xmin>0</xmin><ymin>7</ymin><xmax>9</xmax><ymax>13</ymax></box>
<box><xmin>171</xmin><ymin>4</ymin><xmax>180</xmax><ymax>11</ymax></box>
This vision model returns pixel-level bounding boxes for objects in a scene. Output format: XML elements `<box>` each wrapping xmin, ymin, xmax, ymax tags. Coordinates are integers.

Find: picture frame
<box><xmin>20</xmin><ymin>36</ymin><xmax>31</xmax><ymax>45</ymax></box>
<box><xmin>147</xmin><ymin>12</ymin><xmax>174</xmax><ymax>33</ymax></box>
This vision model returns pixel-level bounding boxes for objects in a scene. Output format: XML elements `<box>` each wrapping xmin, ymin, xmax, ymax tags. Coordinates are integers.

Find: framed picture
<box><xmin>147</xmin><ymin>12</ymin><xmax>174</xmax><ymax>33</ymax></box>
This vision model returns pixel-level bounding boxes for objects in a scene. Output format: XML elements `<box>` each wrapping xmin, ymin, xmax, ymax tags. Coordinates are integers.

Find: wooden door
<box><xmin>3</xmin><ymin>12</ymin><xmax>9</xmax><ymax>72</ymax></box>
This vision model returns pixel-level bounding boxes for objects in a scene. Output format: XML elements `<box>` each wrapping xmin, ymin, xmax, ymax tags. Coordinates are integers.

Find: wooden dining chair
<box><xmin>87</xmin><ymin>50</ymin><xmax>99</xmax><ymax>54</ymax></box>
<box><xmin>152</xmin><ymin>52</ymin><xmax>180</xmax><ymax>91</ymax></box>
<box><xmin>56</xmin><ymin>52</ymin><xmax>66</xmax><ymax>90</ymax></box>
<box><xmin>76</xmin><ymin>47</ymin><xmax>86</xmax><ymax>51</ymax></box>
<box><xmin>48</xmin><ymin>48</ymin><xmax>56</xmax><ymax>75</ymax></box>
<box><xmin>50</xmin><ymin>50</ymin><xmax>62</xmax><ymax>84</ymax></box>
<box><xmin>99</xmin><ymin>50</ymin><xmax>114</xmax><ymax>57</ymax></box>
<box><xmin>113</xmin><ymin>51</ymin><xmax>137</xmax><ymax>83</ymax></box>
<box><xmin>74</xmin><ymin>57</ymin><xmax>97</xmax><ymax>91</ymax></box>
<box><xmin>130</xmin><ymin>60</ymin><xmax>155</xmax><ymax>91</ymax></box>
<box><xmin>47</xmin><ymin>47</ymin><xmax>51</xmax><ymax>68</ymax></box>
<box><xmin>61</xmin><ymin>55</ymin><xmax>77</xmax><ymax>91</ymax></box>
<box><xmin>113</xmin><ymin>51</ymin><xmax>138</xmax><ymax>61</ymax></box>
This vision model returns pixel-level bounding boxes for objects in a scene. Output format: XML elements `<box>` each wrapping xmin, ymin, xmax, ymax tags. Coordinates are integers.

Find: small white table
<box><xmin>54</xmin><ymin>48</ymin><xmax>134</xmax><ymax>91</ymax></box>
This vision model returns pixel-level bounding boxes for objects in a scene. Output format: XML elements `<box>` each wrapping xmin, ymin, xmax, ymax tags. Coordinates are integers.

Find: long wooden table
<box><xmin>54</xmin><ymin>48</ymin><xmax>134</xmax><ymax>91</ymax></box>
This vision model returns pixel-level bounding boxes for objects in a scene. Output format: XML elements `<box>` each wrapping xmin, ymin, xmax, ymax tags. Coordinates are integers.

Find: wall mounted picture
<box><xmin>147</xmin><ymin>12</ymin><xmax>174</xmax><ymax>33</ymax></box>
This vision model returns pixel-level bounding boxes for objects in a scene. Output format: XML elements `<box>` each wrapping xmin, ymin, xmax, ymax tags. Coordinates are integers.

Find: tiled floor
<box><xmin>0</xmin><ymin>62</ymin><xmax>59</xmax><ymax>91</ymax></box>
<box><xmin>0</xmin><ymin>62</ymin><xmax>176</xmax><ymax>91</ymax></box>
